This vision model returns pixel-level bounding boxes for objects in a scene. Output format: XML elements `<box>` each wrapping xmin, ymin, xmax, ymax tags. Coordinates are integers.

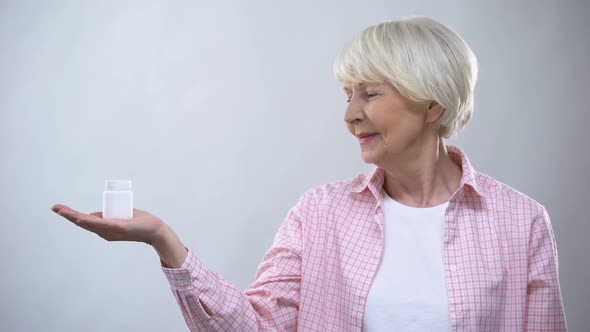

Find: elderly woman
<box><xmin>51</xmin><ymin>16</ymin><xmax>567</xmax><ymax>331</ymax></box>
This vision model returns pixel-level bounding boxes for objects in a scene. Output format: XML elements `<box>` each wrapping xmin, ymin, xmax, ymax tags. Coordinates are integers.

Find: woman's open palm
<box><xmin>51</xmin><ymin>204</ymin><xmax>166</xmax><ymax>245</ymax></box>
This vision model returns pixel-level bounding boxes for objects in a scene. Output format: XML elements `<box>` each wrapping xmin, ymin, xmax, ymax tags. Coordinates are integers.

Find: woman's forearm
<box><xmin>152</xmin><ymin>223</ymin><xmax>188</xmax><ymax>268</ymax></box>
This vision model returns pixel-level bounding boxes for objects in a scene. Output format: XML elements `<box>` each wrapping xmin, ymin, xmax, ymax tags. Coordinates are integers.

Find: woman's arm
<box><xmin>151</xmin><ymin>224</ymin><xmax>188</xmax><ymax>268</ymax></box>
<box><xmin>158</xmin><ymin>196</ymin><xmax>308</xmax><ymax>331</ymax></box>
<box><xmin>51</xmin><ymin>203</ymin><xmax>303</xmax><ymax>331</ymax></box>
<box><xmin>525</xmin><ymin>207</ymin><xmax>567</xmax><ymax>331</ymax></box>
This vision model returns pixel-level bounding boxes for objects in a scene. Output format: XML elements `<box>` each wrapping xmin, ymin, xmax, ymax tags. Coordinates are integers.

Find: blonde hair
<box><xmin>333</xmin><ymin>16</ymin><xmax>478</xmax><ymax>139</ymax></box>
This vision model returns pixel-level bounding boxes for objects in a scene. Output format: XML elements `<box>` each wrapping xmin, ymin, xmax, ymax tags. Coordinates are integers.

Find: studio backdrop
<box><xmin>1</xmin><ymin>0</ymin><xmax>588</xmax><ymax>331</ymax></box>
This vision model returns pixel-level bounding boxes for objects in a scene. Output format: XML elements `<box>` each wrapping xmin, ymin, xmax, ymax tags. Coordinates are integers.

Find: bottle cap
<box><xmin>105</xmin><ymin>180</ymin><xmax>132</xmax><ymax>191</ymax></box>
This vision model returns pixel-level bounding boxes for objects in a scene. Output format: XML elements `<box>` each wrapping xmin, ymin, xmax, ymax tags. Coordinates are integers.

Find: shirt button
<box><xmin>450</xmin><ymin>265</ymin><xmax>457</xmax><ymax>272</ymax></box>
<box><xmin>455</xmin><ymin>310</ymin><xmax>462</xmax><ymax>317</ymax></box>
<box><xmin>448</xmin><ymin>223</ymin><xmax>456</xmax><ymax>228</ymax></box>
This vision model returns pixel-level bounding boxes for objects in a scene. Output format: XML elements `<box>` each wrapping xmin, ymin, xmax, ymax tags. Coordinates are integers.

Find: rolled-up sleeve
<box><xmin>525</xmin><ymin>206</ymin><xmax>567</xmax><ymax>331</ymax></box>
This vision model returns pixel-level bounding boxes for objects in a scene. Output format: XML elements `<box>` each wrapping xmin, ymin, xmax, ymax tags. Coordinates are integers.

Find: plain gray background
<box><xmin>1</xmin><ymin>0</ymin><xmax>588</xmax><ymax>331</ymax></box>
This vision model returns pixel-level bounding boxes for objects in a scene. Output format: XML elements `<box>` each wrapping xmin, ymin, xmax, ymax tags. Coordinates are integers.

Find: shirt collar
<box><xmin>351</xmin><ymin>144</ymin><xmax>484</xmax><ymax>198</ymax></box>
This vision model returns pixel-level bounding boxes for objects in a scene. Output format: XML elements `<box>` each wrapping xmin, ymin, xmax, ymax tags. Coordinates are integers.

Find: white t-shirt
<box><xmin>363</xmin><ymin>192</ymin><xmax>451</xmax><ymax>331</ymax></box>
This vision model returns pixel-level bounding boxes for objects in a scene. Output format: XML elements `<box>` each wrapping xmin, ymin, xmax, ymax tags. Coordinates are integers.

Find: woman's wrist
<box><xmin>151</xmin><ymin>223</ymin><xmax>188</xmax><ymax>268</ymax></box>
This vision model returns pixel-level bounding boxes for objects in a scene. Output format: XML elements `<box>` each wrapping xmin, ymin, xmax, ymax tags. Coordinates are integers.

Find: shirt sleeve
<box><xmin>161</xmin><ymin>194</ymin><xmax>308</xmax><ymax>332</ymax></box>
<box><xmin>525</xmin><ymin>206</ymin><xmax>567</xmax><ymax>331</ymax></box>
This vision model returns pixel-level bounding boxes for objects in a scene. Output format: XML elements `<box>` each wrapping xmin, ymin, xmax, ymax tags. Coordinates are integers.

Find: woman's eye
<box><xmin>344</xmin><ymin>92</ymin><xmax>379</xmax><ymax>103</ymax></box>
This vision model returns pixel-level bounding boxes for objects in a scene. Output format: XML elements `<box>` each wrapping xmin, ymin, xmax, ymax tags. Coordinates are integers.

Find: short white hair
<box><xmin>334</xmin><ymin>16</ymin><xmax>478</xmax><ymax>139</ymax></box>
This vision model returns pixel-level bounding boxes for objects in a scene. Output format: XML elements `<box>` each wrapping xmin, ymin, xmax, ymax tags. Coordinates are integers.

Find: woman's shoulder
<box><xmin>474</xmin><ymin>170</ymin><xmax>547</xmax><ymax>216</ymax></box>
<box><xmin>298</xmin><ymin>169</ymin><xmax>374</xmax><ymax>204</ymax></box>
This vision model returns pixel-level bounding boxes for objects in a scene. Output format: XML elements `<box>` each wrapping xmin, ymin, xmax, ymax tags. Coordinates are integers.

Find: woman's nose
<box><xmin>344</xmin><ymin>98</ymin><xmax>364</xmax><ymax>124</ymax></box>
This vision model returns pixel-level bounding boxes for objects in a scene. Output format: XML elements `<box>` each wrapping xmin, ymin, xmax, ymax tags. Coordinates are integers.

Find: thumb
<box><xmin>132</xmin><ymin>208</ymin><xmax>152</xmax><ymax>217</ymax></box>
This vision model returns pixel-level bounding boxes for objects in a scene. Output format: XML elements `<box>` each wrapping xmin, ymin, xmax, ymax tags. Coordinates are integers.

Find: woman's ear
<box><xmin>425</xmin><ymin>101</ymin><xmax>445</xmax><ymax>124</ymax></box>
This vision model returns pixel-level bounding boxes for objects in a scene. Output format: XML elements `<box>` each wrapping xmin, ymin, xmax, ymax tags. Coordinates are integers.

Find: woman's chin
<box><xmin>360</xmin><ymin>151</ymin><xmax>381</xmax><ymax>165</ymax></box>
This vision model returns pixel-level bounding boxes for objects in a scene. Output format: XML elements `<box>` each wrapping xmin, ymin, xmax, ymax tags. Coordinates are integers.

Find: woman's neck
<box><xmin>381</xmin><ymin>139</ymin><xmax>462</xmax><ymax>208</ymax></box>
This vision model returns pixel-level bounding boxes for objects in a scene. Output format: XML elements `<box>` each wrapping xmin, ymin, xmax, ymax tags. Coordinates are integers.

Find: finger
<box><xmin>89</xmin><ymin>212</ymin><xmax>103</xmax><ymax>218</ymax></box>
<box><xmin>55</xmin><ymin>207</ymin><xmax>82</xmax><ymax>224</ymax></box>
<box><xmin>51</xmin><ymin>204</ymin><xmax>71</xmax><ymax>213</ymax></box>
<box><xmin>74</xmin><ymin>211</ymin><xmax>104</xmax><ymax>224</ymax></box>
<box><xmin>132</xmin><ymin>208</ymin><xmax>152</xmax><ymax>217</ymax></box>
<box><xmin>55</xmin><ymin>207</ymin><xmax>102</xmax><ymax>226</ymax></box>
<box><xmin>52</xmin><ymin>205</ymin><xmax>77</xmax><ymax>216</ymax></box>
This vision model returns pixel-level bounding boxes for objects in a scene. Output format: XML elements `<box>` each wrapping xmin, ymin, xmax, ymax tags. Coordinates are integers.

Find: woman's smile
<box><xmin>359</xmin><ymin>133</ymin><xmax>380</xmax><ymax>144</ymax></box>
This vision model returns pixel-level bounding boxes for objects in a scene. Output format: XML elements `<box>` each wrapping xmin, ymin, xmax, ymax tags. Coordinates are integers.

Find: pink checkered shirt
<box><xmin>162</xmin><ymin>145</ymin><xmax>567</xmax><ymax>331</ymax></box>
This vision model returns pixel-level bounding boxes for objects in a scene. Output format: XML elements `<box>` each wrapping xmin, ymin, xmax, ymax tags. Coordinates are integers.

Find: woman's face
<box><xmin>343</xmin><ymin>82</ymin><xmax>430</xmax><ymax>165</ymax></box>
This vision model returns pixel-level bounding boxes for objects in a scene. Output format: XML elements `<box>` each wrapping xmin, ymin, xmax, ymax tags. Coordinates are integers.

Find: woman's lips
<box><xmin>359</xmin><ymin>133</ymin><xmax>379</xmax><ymax>144</ymax></box>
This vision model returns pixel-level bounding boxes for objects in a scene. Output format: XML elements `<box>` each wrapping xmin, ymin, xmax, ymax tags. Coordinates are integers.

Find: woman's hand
<box><xmin>51</xmin><ymin>204</ymin><xmax>188</xmax><ymax>267</ymax></box>
<box><xmin>51</xmin><ymin>204</ymin><xmax>165</xmax><ymax>245</ymax></box>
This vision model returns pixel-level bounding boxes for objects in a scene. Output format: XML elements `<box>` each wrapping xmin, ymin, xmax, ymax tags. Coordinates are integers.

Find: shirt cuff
<box><xmin>161</xmin><ymin>249</ymin><xmax>209</xmax><ymax>289</ymax></box>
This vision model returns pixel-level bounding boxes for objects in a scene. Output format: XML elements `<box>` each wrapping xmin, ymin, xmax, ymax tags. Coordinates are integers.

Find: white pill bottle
<box><xmin>102</xmin><ymin>180</ymin><xmax>133</xmax><ymax>219</ymax></box>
